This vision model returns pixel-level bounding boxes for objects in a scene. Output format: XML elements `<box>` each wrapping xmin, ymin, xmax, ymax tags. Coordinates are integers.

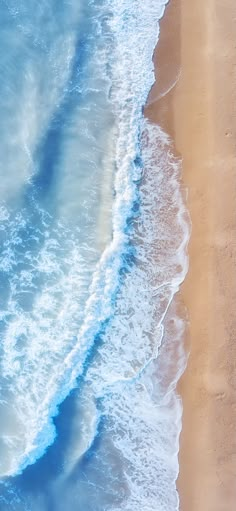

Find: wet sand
<box><xmin>145</xmin><ymin>0</ymin><xmax>236</xmax><ymax>509</ymax></box>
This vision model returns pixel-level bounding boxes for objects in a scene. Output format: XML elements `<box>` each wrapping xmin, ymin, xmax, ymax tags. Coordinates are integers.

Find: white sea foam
<box><xmin>80</xmin><ymin>121</ymin><xmax>189</xmax><ymax>511</ymax></box>
<box><xmin>0</xmin><ymin>5</ymin><xmax>190</xmax><ymax>509</ymax></box>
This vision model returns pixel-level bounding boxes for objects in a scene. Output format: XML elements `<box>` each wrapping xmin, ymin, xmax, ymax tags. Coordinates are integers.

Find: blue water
<box><xmin>0</xmin><ymin>0</ymin><xmax>190</xmax><ymax>509</ymax></box>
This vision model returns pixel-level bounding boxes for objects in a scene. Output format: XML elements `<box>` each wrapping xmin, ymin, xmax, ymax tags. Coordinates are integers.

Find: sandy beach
<box><xmin>145</xmin><ymin>0</ymin><xmax>236</xmax><ymax>509</ymax></box>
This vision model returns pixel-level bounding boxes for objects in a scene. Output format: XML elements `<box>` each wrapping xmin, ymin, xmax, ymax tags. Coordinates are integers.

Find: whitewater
<box><xmin>0</xmin><ymin>0</ymin><xmax>190</xmax><ymax>509</ymax></box>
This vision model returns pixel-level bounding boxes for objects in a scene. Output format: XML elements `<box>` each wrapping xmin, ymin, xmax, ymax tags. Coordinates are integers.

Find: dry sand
<box><xmin>145</xmin><ymin>0</ymin><xmax>236</xmax><ymax>510</ymax></box>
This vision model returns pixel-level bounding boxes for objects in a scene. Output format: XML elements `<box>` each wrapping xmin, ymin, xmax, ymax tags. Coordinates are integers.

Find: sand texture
<box><xmin>145</xmin><ymin>0</ymin><xmax>236</xmax><ymax>509</ymax></box>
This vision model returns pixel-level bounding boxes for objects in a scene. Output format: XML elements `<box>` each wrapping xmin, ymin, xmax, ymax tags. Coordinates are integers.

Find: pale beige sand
<box><xmin>145</xmin><ymin>0</ymin><xmax>236</xmax><ymax>510</ymax></box>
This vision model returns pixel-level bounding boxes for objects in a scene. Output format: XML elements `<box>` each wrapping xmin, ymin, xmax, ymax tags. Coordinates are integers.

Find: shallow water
<box><xmin>0</xmin><ymin>0</ymin><xmax>189</xmax><ymax>509</ymax></box>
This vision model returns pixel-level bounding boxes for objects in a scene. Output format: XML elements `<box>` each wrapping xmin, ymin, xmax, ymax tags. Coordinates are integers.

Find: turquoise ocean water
<box><xmin>0</xmin><ymin>0</ymin><xmax>189</xmax><ymax>509</ymax></box>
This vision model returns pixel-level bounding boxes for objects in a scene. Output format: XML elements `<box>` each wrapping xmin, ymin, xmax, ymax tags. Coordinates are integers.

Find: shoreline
<box><xmin>145</xmin><ymin>0</ymin><xmax>236</xmax><ymax>509</ymax></box>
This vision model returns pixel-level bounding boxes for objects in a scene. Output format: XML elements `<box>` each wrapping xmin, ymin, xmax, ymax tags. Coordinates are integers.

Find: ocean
<box><xmin>0</xmin><ymin>0</ymin><xmax>190</xmax><ymax>509</ymax></box>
